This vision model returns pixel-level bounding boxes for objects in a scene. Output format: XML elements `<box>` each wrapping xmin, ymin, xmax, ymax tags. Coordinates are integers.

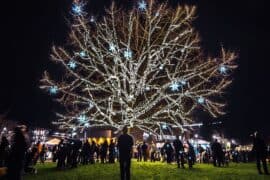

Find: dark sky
<box><xmin>0</xmin><ymin>0</ymin><xmax>268</xmax><ymax>140</ymax></box>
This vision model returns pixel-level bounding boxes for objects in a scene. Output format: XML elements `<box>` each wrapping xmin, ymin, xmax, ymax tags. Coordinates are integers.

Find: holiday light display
<box><xmin>40</xmin><ymin>0</ymin><xmax>237</xmax><ymax>135</ymax></box>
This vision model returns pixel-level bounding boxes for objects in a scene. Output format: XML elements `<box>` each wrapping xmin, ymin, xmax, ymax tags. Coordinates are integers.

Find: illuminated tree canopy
<box><xmin>40</xmin><ymin>0</ymin><xmax>237</xmax><ymax>135</ymax></box>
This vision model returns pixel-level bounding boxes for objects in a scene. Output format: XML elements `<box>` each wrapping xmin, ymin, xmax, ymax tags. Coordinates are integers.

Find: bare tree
<box><xmin>40</xmin><ymin>0</ymin><xmax>237</xmax><ymax>135</ymax></box>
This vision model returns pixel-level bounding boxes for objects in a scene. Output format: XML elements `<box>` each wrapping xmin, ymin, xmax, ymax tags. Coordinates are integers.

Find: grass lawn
<box><xmin>25</xmin><ymin>161</ymin><xmax>269</xmax><ymax>180</ymax></box>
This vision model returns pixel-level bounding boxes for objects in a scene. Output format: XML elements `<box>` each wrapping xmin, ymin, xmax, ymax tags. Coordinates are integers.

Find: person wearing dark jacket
<box><xmin>0</xmin><ymin>136</ymin><xmax>9</xmax><ymax>167</ymax></box>
<box><xmin>81</xmin><ymin>140</ymin><xmax>91</xmax><ymax>164</ymax></box>
<box><xmin>100</xmin><ymin>140</ymin><xmax>108</xmax><ymax>163</ymax></box>
<box><xmin>252</xmin><ymin>132</ymin><xmax>269</xmax><ymax>175</ymax></box>
<box><xmin>57</xmin><ymin>139</ymin><xmax>67</xmax><ymax>169</ymax></box>
<box><xmin>108</xmin><ymin>139</ymin><xmax>115</xmax><ymax>163</ymax></box>
<box><xmin>187</xmin><ymin>141</ymin><xmax>196</xmax><ymax>168</ymax></box>
<box><xmin>141</xmin><ymin>142</ymin><xmax>148</xmax><ymax>162</ymax></box>
<box><xmin>163</xmin><ymin>141</ymin><xmax>173</xmax><ymax>164</ymax></box>
<box><xmin>211</xmin><ymin>139</ymin><xmax>223</xmax><ymax>167</ymax></box>
<box><xmin>6</xmin><ymin>126</ymin><xmax>28</xmax><ymax>180</ymax></box>
<box><xmin>117</xmin><ymin>126</ymin><xmax>134</xmax><ymax>180</ymax></box>
<box><xmin>173</xmin><ymin>136</ymin><xmax>185</xmax><ymax>168</ymax></box>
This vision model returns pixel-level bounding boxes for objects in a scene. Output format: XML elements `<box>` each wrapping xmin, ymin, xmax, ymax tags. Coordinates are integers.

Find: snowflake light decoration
<box><xmin>124</xmin><ymin>49</ymin><xmax>132</xmax><ymax>59</ymax></box>
<box><xmin>49</xmin><ymin>86</ymin><xmax>58</xmax><ymax>95</ymax></box>
<box><xmin>68</xmin><ymin>60</ymin><xmax>77</xmax><ymax>69</ymax></box>
<box><xmin>138</xmin><ymin>1</ymin><xmax>147</xmax><ymax>11</ymax></box>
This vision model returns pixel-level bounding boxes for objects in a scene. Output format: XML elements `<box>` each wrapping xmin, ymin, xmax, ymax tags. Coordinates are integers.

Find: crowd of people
<box><xmin>0</xmin><ymin>125</ymin><xmax>269</xmax><ymax>180</ymax></box>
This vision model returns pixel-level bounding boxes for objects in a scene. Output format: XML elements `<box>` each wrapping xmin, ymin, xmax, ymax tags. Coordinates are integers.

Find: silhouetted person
<box><xmin>187</xmin><ymin>141</ymin><xmax>196</xmax><ymax>168</ymax></box>
<box><xmin>141</xmin><ymin>142</ymin><xmax>148</xmax><ymax>162</ymax></box>
<box><xmin>0</xmin><ymin>136</ymin><xmax>9</xmax><ymax>167</ymax></box>
<box><xmin>252</xmin><ymin>132</ymin><xmax>269</xmax><ymax>175</ymax></box>
<box><xmin>136</xmin><ymin>143</ymin><xmax>142</xmax><ymax>162</ymax></box>
<box><xmin>100</xmin><ymin>140</ymin><xmax>108</xmax><ymax>163</ymax></box>
<box><xmin>7</xmin><ymin>126</ymin><xmax>28</xmax><ymax>180</ymax></box>
<box><xmin>173</xmin><ymin>136</ymin><xmax>185</xmax><ymax>168</ymax></box>
<box><xmin>81</xmin><ymin>140</ymin><xmax>91</xmax><ymax>164</ymax></box>
<box><xmin>57</xmin><ymin>139</ymin><xmax>67</xmax><ymax>169</ymax></box>
<box><xmin>39</xmin><ymin>144</ymin><xmax>47</xmax><ymax>164</ymax></box>
<box><xmin>163</xmin><ymin>141</ymin><xmax>173</xmax><ymax>164</ymax></box>
<box><xmin>89</xmin><ymin>141</ymin><xmax>96</xmax><ymax>164</ymax></box>
<box><xmin>108</xmin><ymin>139</ymin><xmax>115</xmax><ymax>163</ymax></box>
<box><xmin>117</xmin><ymin>126</ymin><xmax>134</xmax><ymax>180</ymax></box>
<box><xmin>211</xmin><ymin>139</ymin><xmax>223</xmax><ymax>167</ymax></box>
<box><xmin>71</xmin><ymin>139</ymin><xmax>82</xmax><ymax>168</ymax></box>
<box><xmin>95</xmin><ymin>144</ymin><xmax>100</xmax><ymax>163</ymax></box>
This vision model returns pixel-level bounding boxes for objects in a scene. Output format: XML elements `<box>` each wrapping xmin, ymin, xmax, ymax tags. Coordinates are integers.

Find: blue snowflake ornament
<box><xmin>124</xmin><ymin>49</ymin><xmax>132</xmax><ymax>59</ymax></box>
<box><xmin>109</xmin><ymin>43</ymin><xmax>117</xmax><ymax>52</ymax></box>
<box><xmin>138</xmin><ymin>1</ymin><xmax>147</xmax><ymax>11</ymax></box>
<box><xmin>49</xmin><ymin>86</ymin><xmax>58</xmax><ymax>95</ymax></box>
<box><xmin>68</xmin><ymin>60</ymin><xmax>77</xmax><ymax>69</ymax></box>
<box><xmin>78</xmin><ymin>114</ymin><xmax>88</xmax><ymax>123</ymax></box>
<box><xmin>170</xmin><ymin>82</ymin><xmax>180</xmax><ymax>91</ymax></box>
<box><xmin>72</xmin><ymin>3</ymin><xmax>83</xmax><ymax>15</ymax></box>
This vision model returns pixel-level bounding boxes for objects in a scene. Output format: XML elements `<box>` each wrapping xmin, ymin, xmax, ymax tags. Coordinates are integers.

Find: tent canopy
<box><xmin>45</xmin><ymin>138</ymin><xmax>60</xmax><ymax>145</ymax></box>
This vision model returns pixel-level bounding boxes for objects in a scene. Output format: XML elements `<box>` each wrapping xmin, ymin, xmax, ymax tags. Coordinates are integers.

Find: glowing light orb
<box><xmin>78</xmin><ymin>114</ymin><xmax>88</xmax><ymax>123</ymax></box>
<box><xmin>161</xmin><ymin>124</ymin><xmax>167</xmax><ymax>129</ymax></box>
<box><xmin>197</xmin><ymin>97</ymin><xmax>205</xmax><ymax>104</ymax></box>
<box><xmin>219</xmin><ymin>65</ymin><xmax>227</xmax><ymax>74</ymax></box>
<box><xmin>79</xmin><ymin>51</ymin><xmax>86</xmax><ymax>57</ymax></box>
<box><xmin>90</xmin><ymin>16</ymin><xmax>95</xmax><ymax>22</ymax></box>
<box><xmin>124</xmin><ymin>49</ymin><xmax>132</xmax><ymax>59</ymax></box>
<box><xmin>180</xmin><ymin>80</ymin><xmax>187</xmax><ymax>85</ymax></box>
<box><xmin>138</xmin><ymin>1</ymin><xmax>147</xmax><ymax>11</ymax></box>
<box><xmin>68</xmin><ymin>60</ymin><xmax>77</xmax><ymax>69</ymax></box>
<box><xmin>84</xmin><ymin>122</ymin><xmax>90</xmax><ymax>127</ymax></box>
<box><xmin>49</xmin><ymin>86</ymin><xmax>58</xmax><ymax>95</ymax></box>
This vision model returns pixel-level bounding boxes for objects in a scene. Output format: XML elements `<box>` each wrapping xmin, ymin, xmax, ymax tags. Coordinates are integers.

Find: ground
<box><xmin>25</xmin><ymin>161</ymin><xmax>269</xmax><ymax>180</ymax></box>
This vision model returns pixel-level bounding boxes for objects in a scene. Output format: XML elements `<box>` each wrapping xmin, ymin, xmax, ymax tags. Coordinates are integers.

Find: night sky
<box><xmin>0</xmin><ymin>0</ymin><xmax>268</xmax><ymax>141</ymax></box>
